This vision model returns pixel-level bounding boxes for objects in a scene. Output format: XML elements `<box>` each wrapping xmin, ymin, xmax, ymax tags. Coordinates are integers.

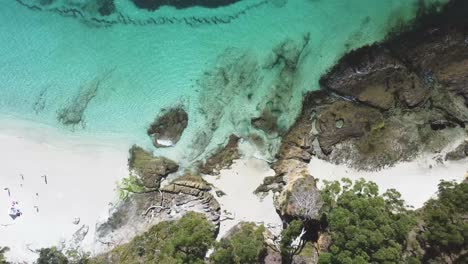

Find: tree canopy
<box><xmin>418</xmin><ymin>180</ymin><xmax>468</xmax><ymax>262</ymax></box>
<box><xmin>210</xmin><ymin>222</ymin><xmax>266</xmax><ymax>264</ymax></box>
<box><xmin>318</xmin><ymin>178</ymin><xmax>415</xmax><ymax>264</ymax></box>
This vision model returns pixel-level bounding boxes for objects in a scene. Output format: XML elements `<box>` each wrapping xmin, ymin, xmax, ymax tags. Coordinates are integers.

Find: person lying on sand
<box><xmin>8</xmin><ymin>201</ymin><xmax>22</xmax><ymax>220</ymax></box>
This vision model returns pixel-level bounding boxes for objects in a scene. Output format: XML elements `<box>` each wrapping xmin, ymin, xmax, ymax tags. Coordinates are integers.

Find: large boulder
<box><xmin>147</xmin><ymin>107</ymin><xmax>188</xmax><ymax>148</ymax></box>
<box><xmin>128</xmin><ymin>145</ymin><xmax>179</xmax><ymax>189</ymax></box>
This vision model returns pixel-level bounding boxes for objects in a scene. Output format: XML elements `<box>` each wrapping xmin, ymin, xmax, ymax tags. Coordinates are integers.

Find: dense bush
<box><xmin>210</xmin><ymin>223</ymin><xmax>266</xmax><ymax>264</ymax></box>
<box><xmin>318</xmin><ymin>178</ymin><xmax>416</xmax><ymax>264</ymax></box>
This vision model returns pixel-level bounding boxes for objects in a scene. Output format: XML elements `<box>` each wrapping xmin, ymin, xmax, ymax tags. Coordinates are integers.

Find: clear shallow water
<box><xmin>0</xmin><ymin>0</ymin><xmax>447</xmax><ymax>164</ymax></box>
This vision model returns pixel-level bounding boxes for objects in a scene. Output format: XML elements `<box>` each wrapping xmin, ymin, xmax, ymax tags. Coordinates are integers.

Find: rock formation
<box><xmin>128</xmin><ymin>145</ymin><xmax>179</xmax><ymax>190</ymax></box>
<box><xmin>305</xmin><ymin>0</ymin><xmax>468</xmax><ymax>170</ymax></box>
<box><xmin>147</xmin><ymin>107</ymin><xmax>188</xmax><ymax>148</ymax></box>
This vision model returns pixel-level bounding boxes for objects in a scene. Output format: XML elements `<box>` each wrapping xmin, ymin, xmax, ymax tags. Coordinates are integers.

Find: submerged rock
<box><xmin>147</xmin><ymin>107</ymin><xmax>188</xmax><ymax>148</ymax></box>
<box><xmin>198</xmin><ymin>134</ymin><xmax>241</xmax><ymax>175</ymax></box>
<box><xmin>128</xmin><ymin>145</ymin><xmax>179</xmax><ymax>189</ymax></box>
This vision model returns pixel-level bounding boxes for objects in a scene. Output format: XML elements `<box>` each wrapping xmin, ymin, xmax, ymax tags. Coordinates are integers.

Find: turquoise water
<box><xmin>0</xmin><ymin>0</ymin><xmax>447</xmax><ymax>164</ymax></box>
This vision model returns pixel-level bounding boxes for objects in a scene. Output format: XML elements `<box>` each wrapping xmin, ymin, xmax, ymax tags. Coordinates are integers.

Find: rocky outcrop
<box><xmin>307</xmin><ymin>0</ymin><xmax>468</xmax><ymax>170</ymax></box>
<box><xmin>198</xmin><ymin>134</ymin><xmax>241</xmax><ymax>175</ymax></box>
<box><xmin>147</xmin><ymin>107</ymin><xmax>188</xmax><ymax>148</ymax></box>
<box><xmin>276</xmin><ymin>175</ymin><xmax>322</xmax><ymax>221</ymax></box>
<box><xmin>95</xmin><ymin>172</ymin><xmax>220</xmax><ymax>252</ymax></box>
<box><xmin>255</xmin><ymin>92</ymin><xmax>324</xmax><ymax>221</ymax></box>
<box><xmin>258</xmin><ymin>0</ymin><xmax>468</xmax><ymax>225</ymax></box>
<box><xmin>128</xmin><ymin>145</ymin><xmax>178</xmax><ymax>189</ymax></box>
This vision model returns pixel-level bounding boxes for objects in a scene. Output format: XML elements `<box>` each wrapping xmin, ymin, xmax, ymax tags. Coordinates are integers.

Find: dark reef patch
<box><xmin>32</xmin><ymin>86</ymin><xmax>49</xmax><ymax>114</ymax></box>
<box><xmin>15</xmin><ymin>0</ymin><xmax>268</xmax><ymax>28</ymax></box>
<box><xmin>98</xmin><ymin>0</ymin><xmax>115</xmax><ymax>16</ymax></box>
<box><xmin>131</xmin><ymin>0</ymin><xmax>242</xmax><ymax>11</ymax></box>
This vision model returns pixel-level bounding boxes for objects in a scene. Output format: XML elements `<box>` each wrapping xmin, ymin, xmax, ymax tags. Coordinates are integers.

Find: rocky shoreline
<box><xmin>256</xmin><ymin>0</ymin><xmax>468</xmax><ymax>199</ymax></box>
<box><xmin>84</xmin><ymin>0</ymin><xmax>468</xmax><ymax>263</ymax></box>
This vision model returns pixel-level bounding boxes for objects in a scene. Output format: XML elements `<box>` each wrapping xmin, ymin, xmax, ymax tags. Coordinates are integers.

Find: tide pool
<box><xmin>0</xmin><ymin>0</ymin><xmax>448</xmax><ymax>165</ymax></box>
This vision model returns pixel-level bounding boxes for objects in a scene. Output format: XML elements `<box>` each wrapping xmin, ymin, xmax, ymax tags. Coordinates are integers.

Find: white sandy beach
<box><xmin>0</xmin><ymin>117</ymin><xmax>129</xmax><ymax>262</ymax></box>
<box><xmin>310</xmin><ymin>154</ymin><xmax>468</xmax><ymax>209</ymax></box>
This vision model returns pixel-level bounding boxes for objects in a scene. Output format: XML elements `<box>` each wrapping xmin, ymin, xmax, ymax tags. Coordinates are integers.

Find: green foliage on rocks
<box><xmin>210</xmin><ymin>223</ymin><xmax>266</xmax><ymax>264</ymax></box>
<box><xmin>418</xmin><ymin>180</ymin><xmax>468</xmax><ymax>262</ymax></box>
<box><xmin>116</xmin><ymin>174</ymin><xmax>146</xmax><ymax>200</ymax></box>
<box><xmin>0</xmin><ymin>246</ymin><xmax>9</xmax><ymax>264</ymax></box>
<box><xmin>318</xmin><ymin>178</ymin><xmax>416</xmax><ymax>264</ymax></box>
<box><xmin>280</xmin><ymin>219</ymin><xmax>305</xmax><ymax>263</ymax></box>
<box><xmin>94</xmin><ymin>212</ymin><xmax>215</xmax><ymax>264</ymax></box>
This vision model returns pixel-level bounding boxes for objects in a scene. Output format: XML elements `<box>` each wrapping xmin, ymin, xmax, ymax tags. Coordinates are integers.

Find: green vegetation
<box><xmin>5</xmin><ymin>179</ymin><xmax>464</xmax><ymax>264</ymax></box>
<box><xmin>210</xmin><ymin>223</ymin><xmax>266</xmax><ymax>264</ymax></box>
<box><xmin>318</xmin><ymin>178</ymin><xmax>416</xmax><ymax>264</ymax></box>
<box><xmin>94</xmin><ymin>212</ymin><xmax>215</xmax><ymax>264</ymax></box>
<box><xmin>280</xmin><ymin>219</ymin><xmax>305</xmax><ymax>263</ymax></box>
<box><xmin>417</xmin><ymin>180</ymin><xmax>468</xmax><ymax>263</ymax></box>
<box><xmin>116</xmin><ymin>174</ymin><xmax>146</xmax><ymax>200</ymax></box>
<box><xmin>0</xmin><ymin>246</ymin><xmax>9</xmax><ymax>264</ymax></box>
<box><xmin>36</xmin><ymin>247</ymin><xmax>69</xmax><ymax>264</ymax></box>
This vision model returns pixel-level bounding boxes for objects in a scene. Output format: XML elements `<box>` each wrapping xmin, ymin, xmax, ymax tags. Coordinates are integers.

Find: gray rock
<box><xmin>147</xmin><ymin>107</ymin><xmax>188</xmax><ymax>148</ymax></box>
